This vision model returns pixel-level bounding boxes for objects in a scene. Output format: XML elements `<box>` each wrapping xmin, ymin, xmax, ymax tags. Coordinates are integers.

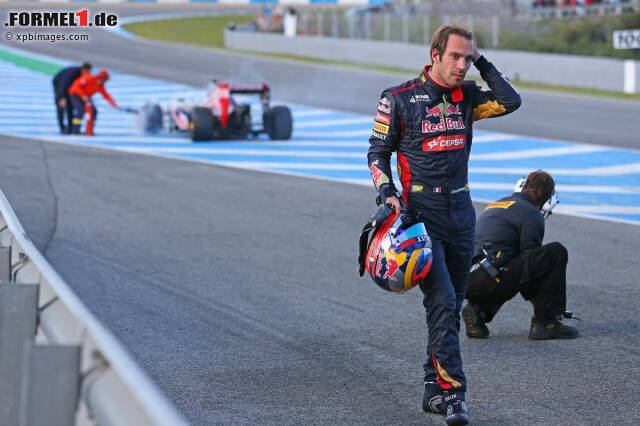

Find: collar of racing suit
<box><xmin>419</xmin><ymin>65</ymin><xmax>464</xmax><ymax>103</ymax></box>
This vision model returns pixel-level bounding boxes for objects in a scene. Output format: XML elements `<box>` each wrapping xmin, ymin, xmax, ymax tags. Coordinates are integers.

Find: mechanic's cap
<box><xmin>97</xmin><ymin>69</ymin><xmax>110</xmax><ymax>81</ymax></box>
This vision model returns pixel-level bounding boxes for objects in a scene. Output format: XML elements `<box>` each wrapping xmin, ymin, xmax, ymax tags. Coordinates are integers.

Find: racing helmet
<box><xmin>359</xmin><ymin>207</ymin><xmax>433</xmax><ymax>293</ymax></box>
<box><xmin>96</xmin><ymin>69</ymin><xmax>110</xmax><ymax>81</ymax></box>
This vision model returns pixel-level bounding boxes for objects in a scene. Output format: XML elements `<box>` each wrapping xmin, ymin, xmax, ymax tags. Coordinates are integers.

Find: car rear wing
<box><xmin>229</xmin><ymin>84</ymin><xmax>271</xmax><ymax>108</ymax></box>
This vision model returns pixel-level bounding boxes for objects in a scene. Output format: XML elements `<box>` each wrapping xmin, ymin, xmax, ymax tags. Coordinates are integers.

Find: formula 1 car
<box><xmin>139</xmin><ymin>81</ymin><xmax>293</xmax><ymax>142</ymax></box>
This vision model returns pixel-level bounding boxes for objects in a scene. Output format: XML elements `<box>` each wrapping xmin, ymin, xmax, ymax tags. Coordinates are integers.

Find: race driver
<box><xmin>367</xmin><ymin>25</ymin><xmax>521</xmax><ymax>425</ymax></box>
<box><xmin>68</xmin><ymin>69</ymin><xmax>118</xmax><ymax>136</ymax></box>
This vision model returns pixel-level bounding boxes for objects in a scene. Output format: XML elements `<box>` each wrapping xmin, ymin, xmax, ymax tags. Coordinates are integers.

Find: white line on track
<box><xmin>471</xmin><ymin>145</ymin><xmax>607</xmax><ymax>160</ymax></box>
<box><xmin>557</xmin><ymin>205</ymin><xmax>640</xmax><ymax>214</ymax></box>
<box><xmin>294</xmin><ymin>130</ymin><xmax>372</xmax><ymax>137</ymax></box>
<box><xmin>470</xmin><ymin>163</ymin><xmax>640</xmax><ymax>176</ymax></box>
<box><xmin>472</xmin><ymin>182</ymin><xmax>640</xmax><ymax>194</ymax></box>
<box><xmin>210</xmin><ymin>161</ymin><xmax>366</xmax><ymax>170</ymax></box>
<box><xmin>472</xmin><ymin>133</ymin><xmax>521</xmax><ymax>144</ymax></box>
<box><xmin>340</xmin><ymin>179</ymin><xmax>640</xmax><ymax>195</ymax></box>
<box><xmin>120</xmin><ymin>147</ymin><xmax>365</xmax><ymax>158</ymax></box>
<box><xmin>294</xmin><ymin>117</ymin><xmax>373</xmax><ymax>128</ymax></box>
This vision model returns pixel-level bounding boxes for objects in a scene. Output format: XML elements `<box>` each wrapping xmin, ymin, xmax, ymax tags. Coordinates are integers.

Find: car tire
<box><xmin>190</xmin><ymin>107</ymin><xmax>214</xmax><ymax>142</ymax></box>
<box><xmin>264</xmin><ymin>106</ymin><xmax>292</xmax><ymax>140</ymax></box>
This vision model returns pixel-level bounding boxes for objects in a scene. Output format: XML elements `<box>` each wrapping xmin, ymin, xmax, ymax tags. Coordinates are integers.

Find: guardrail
<box><xmin>0</xmin><ymin>190</ymin><xmax>188</xmax><ymax>426</ymax></box>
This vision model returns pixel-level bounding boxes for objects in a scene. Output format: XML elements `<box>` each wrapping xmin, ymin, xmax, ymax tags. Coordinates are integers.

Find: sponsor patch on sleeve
<box><xmin>373</xmin><ymin>122</ymin><xmax>389</xmax><ymax>135</ymax></box>
<box><xmin>375</xmin><ymin>112</ymin><xmax>391</xmax><ymax>125</ymax></box>
<box><xmin>372</xmin><ymin>131</ymin><xmax>387</xmax><ymax>140</ymax></box>
<box><xmin>486</xmin><ymin>201</ymin><xmax>516</xmax><ymax>210</ymax></box>
<box><xmin>369</xmin><ymin>160</ymin><xmax>390</xmax><ymax>187</ymax></box>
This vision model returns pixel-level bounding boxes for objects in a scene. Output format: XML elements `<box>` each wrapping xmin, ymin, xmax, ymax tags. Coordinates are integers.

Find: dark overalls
<box><xmin>52</xmin><ymin>66</ymin><xmax>81</xmax><ymax>134</ymax></box>
<box><xmin>467</xmin><ymin>193</ymin><xmax>568</xmax><ymax>322</ymax></box>
<box><xmin>367</xmin><ymin>57</ymin><xmax>521</xmax><ymax>393</ymax></box>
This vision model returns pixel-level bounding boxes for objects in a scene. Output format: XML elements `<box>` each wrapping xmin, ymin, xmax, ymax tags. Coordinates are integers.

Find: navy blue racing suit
<box><xmin>367</xmin><ymin>56</ymin><xmax>521</xmax><ymax>393</ymax></box>
<box><xmin>52</xmin><ymin>66</ymin><xmax>82</xmax><ymax>134</ymax></box>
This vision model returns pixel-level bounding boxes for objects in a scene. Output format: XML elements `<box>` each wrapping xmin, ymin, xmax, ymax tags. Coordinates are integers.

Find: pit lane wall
<box><xmin>0</xmin><ymin>190</ymin><xmax>187</xmax><ymax>426</ymax></box>
<box><xmin>225</xmin><ymin>30</ymin><xmax>640</xmax><ymax>94</ymax></box>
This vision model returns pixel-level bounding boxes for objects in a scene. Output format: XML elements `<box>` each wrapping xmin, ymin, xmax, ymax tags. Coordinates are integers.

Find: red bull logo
<box><xmin>384</xmin><ymin>258</ymin><xmax>400</xmax><ymax>279</ymax></box>
<box><xmin>446</xmin><ymin>104</ymin><xmax>461</xmax><ymax>116</ymax></box>
<box><xmin>422</xmin><ymin>117</ymin><xmax>465</xmax><ymax>134</ymax></box>
<box><xmin>426</xmin><ymin>106</ymin><xmax>442</xmax><ymax>117</ymax></box>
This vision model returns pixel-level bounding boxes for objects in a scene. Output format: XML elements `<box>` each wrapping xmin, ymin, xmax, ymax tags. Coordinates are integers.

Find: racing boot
<box><xmin>422</xmin><ymin>381</ymin><xmax>445</xmax><ymax>415</ymax></box>
<box><xmin>462</xmin><ymin>302</ymin><xmax>490</xmax><ymax>338</ymax></box>
<box><xmin>444</xmin><ymin>392</ymin><xmax>469</xmax><ymax>426</ymax></box>
<box><xmin>70</xmin><ymin>117</ymin><xmax>83</xmax><ymax>135</ymax></box>
<box><xmin>528</xmin><ymin>316</ymin><xmax>578</xmax><ymax>340</ymax></box>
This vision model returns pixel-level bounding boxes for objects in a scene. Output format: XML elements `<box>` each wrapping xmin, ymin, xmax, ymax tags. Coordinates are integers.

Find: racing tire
<box><xmin>190</xmin><ymin>107</ymin><xmax>214</xmax><ymax>142</ymax></box>
<box><xmin>264</xmin><ymin>106</ymin><xmax>292</xmax><ymax>140</ymax></box>
<box><xmin>141</xmin><ymin>103</ymin><xmax>163</xmax><ymax>134</ymax></box>
<box><xmin>238</xmin><ymin>110</ymin><xmax>252</xmax><ymax>139</ymax></box>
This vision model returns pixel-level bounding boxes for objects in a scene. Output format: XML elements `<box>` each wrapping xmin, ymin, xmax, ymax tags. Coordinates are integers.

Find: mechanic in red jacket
<box><xmin>68</xmin><ymin>69</ymin><xmax>118</xmax><ymax>136</ymax></box>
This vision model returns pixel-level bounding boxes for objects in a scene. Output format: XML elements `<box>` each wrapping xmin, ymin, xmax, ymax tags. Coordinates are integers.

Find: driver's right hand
<box><xmin>385</xmin><ymin>196</ymin><xmax>402</xmax><ymax>214</ymax></box>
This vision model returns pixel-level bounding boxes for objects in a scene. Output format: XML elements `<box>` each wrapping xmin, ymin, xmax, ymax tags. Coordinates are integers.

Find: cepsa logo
<box><xmin>5</xmin><ymin>10</ymin><xmax>118</xmax><ymax>27</ymax></box>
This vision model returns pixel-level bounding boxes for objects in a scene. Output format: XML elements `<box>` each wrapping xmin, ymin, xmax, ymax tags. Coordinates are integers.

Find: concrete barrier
<box><xmin>225</xmin><ymin>30</ymin><xmax>640</xmax><ymax>94</ymax></box>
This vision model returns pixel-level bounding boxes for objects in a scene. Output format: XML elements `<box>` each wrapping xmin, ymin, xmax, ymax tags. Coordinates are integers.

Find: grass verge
<box><xmin>0</xmin><ymin>49</ymin><xmax>61</xmax><ymax>75</ymax></box>
<box><xmin>123</xmin><ymin>15</ymin><xmax>255</xmax><ymax>49</ymax></box>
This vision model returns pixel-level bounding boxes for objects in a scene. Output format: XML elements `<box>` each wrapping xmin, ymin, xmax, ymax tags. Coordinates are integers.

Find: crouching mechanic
<box><xmin>367</xmin><ymin>25</ymin><xmax>521</xmax><ymax>425</ymax></box>
<box><xmin>68</xmin><ymin>69</ymin><xmax>118</xmax><ymax>136</ymax></box>
<box><xmin>462</xmin><ymin>170</ymin><xmax>578</xmax><ymax>340</ymax></box>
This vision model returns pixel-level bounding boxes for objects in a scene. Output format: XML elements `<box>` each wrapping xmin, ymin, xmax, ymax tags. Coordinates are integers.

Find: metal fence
<box><xmin>291</xmin><ymin>0</ymin><xmax>640</xmax><ymax>48</ymax></box>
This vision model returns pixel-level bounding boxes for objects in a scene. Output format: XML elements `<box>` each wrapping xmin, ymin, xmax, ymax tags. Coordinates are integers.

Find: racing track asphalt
<box><xmin>1</xmin><ymin>5</ymin><xmax>640</xmax><ymax>425</ymax></box>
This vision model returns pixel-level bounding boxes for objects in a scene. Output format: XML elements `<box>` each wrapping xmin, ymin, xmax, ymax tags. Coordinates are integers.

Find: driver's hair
<box><xmin>430</xmin><ymin>25</ymin><xmax>474</xmax><ymax>62</ymax></box>
<box><xmin>522</xmin><ymin>170</ymin><xmax>555</xmax><ymax>206</ymax></box>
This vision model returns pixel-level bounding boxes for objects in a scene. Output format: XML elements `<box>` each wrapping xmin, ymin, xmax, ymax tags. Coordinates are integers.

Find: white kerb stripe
<box><xmin>294</xmin><ymin>117</ymin><xmax>372</xmax><ymax>128</ymax></box>
<box><xmin>122</xmin><ymin>147</ymin><xmax>364</xmax><ymax>158</ymax></box>
<box><xmin>470</xmin><ymin>162</ymin><xmax>640</xmax><ymax>176</ymax></box>
<box><xmin>471</xmin><ymin>145</ymin><xmax>607</xmax><ymax>161</ymax></box>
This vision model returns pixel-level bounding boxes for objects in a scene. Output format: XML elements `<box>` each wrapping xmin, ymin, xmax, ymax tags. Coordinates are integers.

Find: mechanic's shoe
<box><xmin>462</xmin><ymin>302</ymin><xmax>490</xmax><ymax>338</ymax></box>
<box><xmin>528</xmin><ymin>317</ymin><xmax>578</xmax><ymax>340</ymax></box>
<box><xmin>444</xmin><ymin>392</ymin><xmax>469</xmax><ymax>426</ymax></box>
<box><xmin>422</xmin><ymin>381</ymin><xmax>445</xmax><ymax>415</ymax></box>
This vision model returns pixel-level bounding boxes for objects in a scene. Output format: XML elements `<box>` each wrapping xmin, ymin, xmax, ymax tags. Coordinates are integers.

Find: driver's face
<box><xmin>432</xmin><ymin>35</ymin><xmax>474</xmax><ymax>88</ymax></box>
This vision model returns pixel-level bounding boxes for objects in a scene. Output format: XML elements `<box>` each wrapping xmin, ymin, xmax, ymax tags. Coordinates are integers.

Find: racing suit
<box><xmin>52</xmin><ymin>66</ymin><xmax>82</xmax><ymax>134</ymax></box>
<box><xmin>367</xmin><ymin>56</ymin><xmax>521</xmax><ymax>393</ymax></box>
<box><xmin>467</xmin><ymin>192</ymin><xmax>568</xmax><ymax>323</ymax></box>
<box><xmin>68</xmin><ymin>74</ymin><xmax>118</xmax><ymax>135</ymax></box>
